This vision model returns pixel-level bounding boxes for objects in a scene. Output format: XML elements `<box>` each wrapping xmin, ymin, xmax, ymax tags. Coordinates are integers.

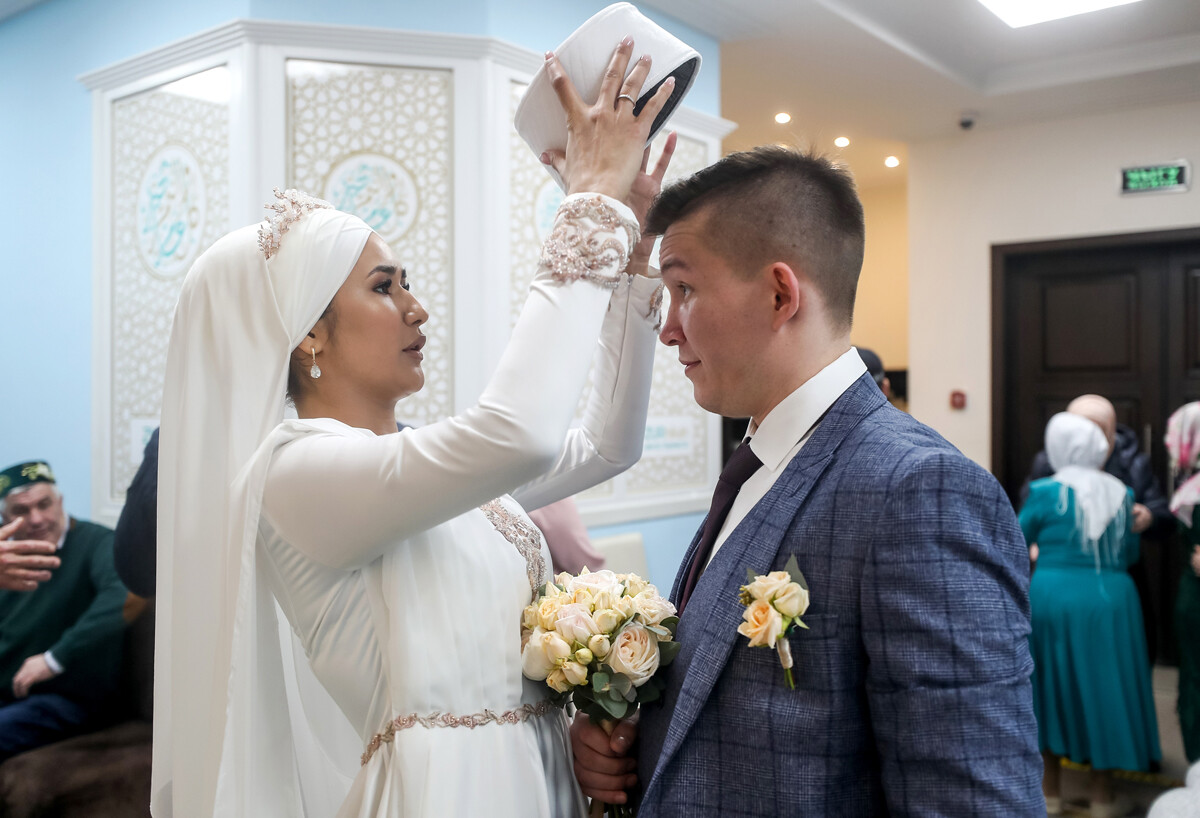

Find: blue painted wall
<box><xmin>0</xmin><ymin>0</ymin><xmax>717</xmax><ymax>582</ymax></box>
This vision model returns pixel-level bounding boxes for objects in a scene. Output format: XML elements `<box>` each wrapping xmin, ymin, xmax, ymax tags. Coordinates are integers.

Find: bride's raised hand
<box><xmin>541</xmin><ymin>38</ymin><xmax>676</xmax><ymax>203</ymax></box>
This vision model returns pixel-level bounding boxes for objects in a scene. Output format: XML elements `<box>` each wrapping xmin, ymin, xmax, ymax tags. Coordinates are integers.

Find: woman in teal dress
<box><xmin>1021</xmin><ymin>412</ymin><xmax>1161</xmax><ymax>818</ymax></box>
<box><xmin>1166</xmin><ymin>401</ymin><xmax>1200</xmax><ymax>763</ymax></box>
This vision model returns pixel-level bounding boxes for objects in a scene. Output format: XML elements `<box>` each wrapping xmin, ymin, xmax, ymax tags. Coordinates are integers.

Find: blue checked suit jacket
<box><xmin>636</xmin><ymin>374</ymin><xmax>1043</xmax><ymax>817</ymax></box>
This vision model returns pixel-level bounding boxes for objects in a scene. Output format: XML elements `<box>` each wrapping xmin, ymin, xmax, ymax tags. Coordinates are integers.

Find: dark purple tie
<box><xmin>678</xmin><ymin>439</ymin><xmax>763</xmax><ymax>613</ymax></box>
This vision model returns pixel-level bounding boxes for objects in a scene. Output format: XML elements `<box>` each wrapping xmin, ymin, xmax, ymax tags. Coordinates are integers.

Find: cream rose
<box><xmin>745</xmin><ymin>571</ymin><xmax>793</xmax><ymax>603</ymax></box>
<box><xmin>737</xmin><ymin>598</ymin><xmax>784</xmax><ymax>648</ymax></box>
<box><xmin>546</xmin><ymin>668</ymin><xmax>572</xmax><ymax>694</ymax></box>
<box><xmin>594</xmin><ymin>608</ymin><xmax>622</xmax><ymax>634</ymax></box>
<box><xmin>561</xmin><ymin>660</ymin><xmax>589</xmax><ymax>687</ymax></box>
<box><xmin>522</xmin><ymin>629</ymin><xmax>572</xmax><ymax>681</ymax></box>
<box><xmin>592</xmin><ymin>588</ymin><xmax>620</xmax><ymax>612</ymax></box>
<box><xmin>773</xmin><ymin>582</ymin><xmax>810</xmax><ymax>619</ymax></box>
<box><xmin>536</xmin><ymin>593</ymin><xmax>568</xmax><ymax>631</ymax></box>
<box><xmin>633</xmin><ymin>592</ymin><xmax>676</xmax><ymax>626</ymax></box>
<box><xmin>620</xmin><ymin>574</ymin><xmax>649</xmax><ymax>596</ymax></box>
<box><xmin>611</xmin><ymin>595</ymin><xmax>638</xmax><ymax>621</ymax></box>
<box><xmin>587</xmin><ymin>633</ymin><xmax>611</xmax><ymax>660</ymax></box>
<box><xmin>567</xmin><ymin>569</ymin><xmax>622</xmax><ymax>597</ymax></box>
<box><xmin>606</xmin><ymin>622</ymin><xmax>661</xmax><ymax>687</ymax></box>
<box><xmin>555</xmin><ymin>603</ymin><xmax>601</xmax><ymax>645</ymax></box>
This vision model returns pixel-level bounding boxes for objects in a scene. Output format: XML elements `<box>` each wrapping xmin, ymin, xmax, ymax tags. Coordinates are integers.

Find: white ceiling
<box><xmin>5</xmin><ymin>0</ymin><xmax>1197</xmax><ymax>190</ymax></box>
<box><xmin>642</xmin><ymin>0</ymin><xmax>1200</xmax><ymax>188</ymax></box>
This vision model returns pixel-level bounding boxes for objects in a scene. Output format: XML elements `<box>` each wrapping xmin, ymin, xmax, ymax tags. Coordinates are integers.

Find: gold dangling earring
<box><xmin>309</xmin><ymin>348</ymin><xmax>321</xmax><ymax>379</ymax></box>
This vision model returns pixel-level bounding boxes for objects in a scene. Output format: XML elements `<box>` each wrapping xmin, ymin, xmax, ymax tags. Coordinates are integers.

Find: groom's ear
<box><xmin>768</xmin><ymin>262</ymin><xmax>802</xmax><ymax>331</ymax></box>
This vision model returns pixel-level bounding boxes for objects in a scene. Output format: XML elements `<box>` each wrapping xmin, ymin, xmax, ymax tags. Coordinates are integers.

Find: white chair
<box><xmin>591</xmin><ymin>532</ymin><xmax>648</xmax><ymax>579</ymax></box>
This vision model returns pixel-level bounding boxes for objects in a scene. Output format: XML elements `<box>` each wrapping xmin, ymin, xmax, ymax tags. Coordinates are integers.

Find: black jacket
<box><xmin>1019</xmin><ymin>424</ymin><xmax>1173</xmax><ymax>536</ymax></box>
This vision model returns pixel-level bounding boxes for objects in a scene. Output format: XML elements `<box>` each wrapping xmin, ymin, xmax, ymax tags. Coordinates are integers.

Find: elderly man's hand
<box><xmin>0</xmin><ymin>517</ymin><xmax>60</xmax><ymax>591</ymax></box>
<box><xmin>1131</xmin><ymin>503</ymin><xmax>1153</xmax><ymax>534</ymax></box>
<box><xmin>12</xmin><ymin>654</ymin><xmax>58</xmax><ymax>698</ymax></box>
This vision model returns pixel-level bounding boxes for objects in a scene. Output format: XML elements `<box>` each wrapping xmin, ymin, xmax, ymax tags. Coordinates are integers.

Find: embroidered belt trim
<box><xmin>361</xmin><ymin>700</ymin><xmax>559</xmax><ymax>765</ymax></box>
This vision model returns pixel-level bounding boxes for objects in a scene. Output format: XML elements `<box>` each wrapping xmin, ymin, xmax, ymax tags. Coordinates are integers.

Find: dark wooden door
<box><xmin>993</xmin><ymin>230</ymin><xmax>1200</xmax><ymax>665</ymax></box>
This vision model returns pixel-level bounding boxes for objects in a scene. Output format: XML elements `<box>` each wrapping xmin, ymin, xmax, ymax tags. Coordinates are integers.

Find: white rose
<box><xmin>522</xmin><ymin>628</ymin><xmax>572</xmax><ymax>681</ymax></box>
<box><xmin>745</xmin><ymin>571</ymin><xmax>792</xmax><ymax>603</ymax></box>
<box><xmin>633</xmin><ymin>593</ymin><xmax>676</xmax><ymax>626</ymax></box>
<box><xmin>774</xmin><ymin>583</ymin><xmax>810</xmax><ymax>619</ymax></box>
<box><xmin>587</xmin><ymin>633</ymin><xmax>611</xmax><ymax>660</ymax></box>
<box><xmin>567</xmin><ymin>569</ymin><xmax>622</xmax><ymax>598</ymax></box>
<box><xmin>555</xmin><ymin>603</ymin><xmax>601</xmax><ymax>645</ymax></box>
<box><xmin>606</xmin><ymin>622</ymin><xmax>661</xmax><ymax>687</ymax></box>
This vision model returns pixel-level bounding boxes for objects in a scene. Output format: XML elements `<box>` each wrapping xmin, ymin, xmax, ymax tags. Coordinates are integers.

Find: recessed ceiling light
<box><xmin>834</xmin><ymin>136</ymin><xmax>850</xmax><ymax>148</ymax></box>
<box><xmin>884</xmin><ymin>156</ymin><xmax>900</xmax><ymax>168</ymax></box>
<box><xmin>774</xmin><ymin>112</ymin><xmax>791</xmax><ymax>124</ymax></box>
<box><xmin>977</xmin><ymin>0</ymin><xmax>1142</xmax><ymax>28</ymax></box>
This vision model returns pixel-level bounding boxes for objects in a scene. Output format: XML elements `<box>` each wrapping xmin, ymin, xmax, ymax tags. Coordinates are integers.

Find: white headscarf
<box><xmin>152</xmin><ymin>192</ymin><xmax>372</xmax><ymax>817</ymax></box>
<box><xmin>1045</xmin><ymin>411</ymin><xmax>1129</xmax><ymax>547</ymax></box>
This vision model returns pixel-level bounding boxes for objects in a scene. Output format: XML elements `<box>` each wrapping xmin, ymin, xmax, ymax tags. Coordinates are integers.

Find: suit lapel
<box><xmin>647</xmin><ymin>374</ymin><xmax>886</xmax><ymax>792</ymax></box>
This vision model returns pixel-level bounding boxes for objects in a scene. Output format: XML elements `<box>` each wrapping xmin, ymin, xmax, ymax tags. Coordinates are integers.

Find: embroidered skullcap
<box><xmin>0</xmin><ymin>460</ymin><xmax>56</xmax><ymax>500</ymax></box>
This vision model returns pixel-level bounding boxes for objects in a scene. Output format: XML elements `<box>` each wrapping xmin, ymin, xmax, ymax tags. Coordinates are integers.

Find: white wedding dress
<box><xmin>249</xmin><ymin>195</ymin><xmax>660</xmax><ymax>817</ymax></box>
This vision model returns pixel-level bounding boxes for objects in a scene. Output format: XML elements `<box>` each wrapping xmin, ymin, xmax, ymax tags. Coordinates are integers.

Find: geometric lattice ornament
<box><xmin>110</xmin><ymin>66</ymin><xmax>231</xmax><ymax>496</ymax></box>
<box><xmin>288</xmin><ymin>60</ymin><xmax>454</xmax><ymax>427</ymax></box>
<box><xmin>622</xmin><ymin>133</ymin><xmax>713</xmax><ymax>497</ymax></box>
<box><xmin>507</xmin><ymin>80</ymin><xmax>715</xmax><ymax>499</ymax></box>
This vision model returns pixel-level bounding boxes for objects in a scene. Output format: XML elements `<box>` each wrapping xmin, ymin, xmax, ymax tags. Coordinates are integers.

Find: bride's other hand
<box><xmin>541</xmin><ymin>38</ymin><xmax>676</xmax><ymax>203</ymax></box>
<box><xmin>626</xmin><ymin>130</ymin><xmax>676</xmax><ymax>276</ymax></box>
<box><xmin>570</xmin><ymin>712</ymin><xmax>639</xmax><ymax>804</ymax></box>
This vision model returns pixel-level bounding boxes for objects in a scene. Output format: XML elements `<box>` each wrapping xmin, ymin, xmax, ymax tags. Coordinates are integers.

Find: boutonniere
<box><xmin>737</xmin><ymin>555</ymin><xmax>810</xmax><ymax>690</ymax></box>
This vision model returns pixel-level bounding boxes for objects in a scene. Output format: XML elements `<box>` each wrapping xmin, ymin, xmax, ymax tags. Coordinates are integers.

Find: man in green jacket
<box><xmin>0</xmin><ymin>461</ymin><xmax>129</xmax><ymax>761</ymax></box>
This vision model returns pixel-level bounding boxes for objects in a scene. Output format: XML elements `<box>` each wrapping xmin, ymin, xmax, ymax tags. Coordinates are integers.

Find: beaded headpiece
<box><xmin>257</xmin><ymin>188</ymin><xmax>334</xmax><ymax>259</ymax></box>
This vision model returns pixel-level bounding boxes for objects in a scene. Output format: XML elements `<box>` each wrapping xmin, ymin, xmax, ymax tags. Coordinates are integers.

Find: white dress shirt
<box><xmin>705</xmin><ymin>347</ymin><xmax>868</xmax><ymax>567</ymax></box>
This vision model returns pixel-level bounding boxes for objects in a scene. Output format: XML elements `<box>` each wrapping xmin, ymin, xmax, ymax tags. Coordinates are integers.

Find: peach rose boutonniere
<box><xmin>737</xmin><ymin>556</ymin><xmax>810</xmax><ymax>690</ymax></box>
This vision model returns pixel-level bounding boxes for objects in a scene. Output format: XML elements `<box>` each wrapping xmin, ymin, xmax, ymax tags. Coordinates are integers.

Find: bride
<box><xmin>151</xmin><ymin>41</ymin><xmax>675</xmax><ymax>818</ymax></box>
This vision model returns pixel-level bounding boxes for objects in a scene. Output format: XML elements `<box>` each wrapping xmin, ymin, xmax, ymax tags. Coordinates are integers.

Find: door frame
<box><xmin>990</xmin><ymin>225</ymin><xmax>1200</xmax><ymax>494</ymax></box>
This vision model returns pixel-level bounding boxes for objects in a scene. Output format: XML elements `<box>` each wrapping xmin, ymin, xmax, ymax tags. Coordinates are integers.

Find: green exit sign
<box><xmin>1120</xmin><ymin>161</ymin><xmax>1190</xmax><ymax>195</ymax></box>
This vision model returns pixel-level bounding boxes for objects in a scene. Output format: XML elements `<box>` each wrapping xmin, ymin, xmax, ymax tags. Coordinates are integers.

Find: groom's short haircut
<box><xmin>646</xmin><ymin>146</ymin><xmax>865</xmax><ymax>330</ymax></box>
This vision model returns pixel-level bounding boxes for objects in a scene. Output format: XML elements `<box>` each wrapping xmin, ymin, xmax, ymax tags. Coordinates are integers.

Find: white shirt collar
<box><xmin>747</xmin><ymin>348</ymin><xmax>868</xmax><ymax>472</ymax></box>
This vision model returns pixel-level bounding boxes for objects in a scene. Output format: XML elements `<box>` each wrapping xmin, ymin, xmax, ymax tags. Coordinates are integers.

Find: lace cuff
<box><xmin>537</xmin><ymin>194</ymin><xmax>640</xmax><ymax>289</ymax></box>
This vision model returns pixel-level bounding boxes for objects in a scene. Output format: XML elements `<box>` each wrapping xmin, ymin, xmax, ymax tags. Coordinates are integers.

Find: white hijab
<box><xmin>152</xmin><ymin>192</ymin><xmax>372</xmax><ymax>817</ymax></box>
<box><xmin>1045</xmin><ymin>412</ymin><xmax>1129</xmax><ymax>546</ymax></box>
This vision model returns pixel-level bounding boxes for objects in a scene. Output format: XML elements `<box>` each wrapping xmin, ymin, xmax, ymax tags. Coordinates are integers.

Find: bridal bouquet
<box><xmin>521</xmin><ymin>567</ymin><xmax>680</xmax><ymax>718</ymax></box>
<box><xmin>521</xmin><ymin>568</ymin><xmax>680</xmax><ymax>816</ymax></box>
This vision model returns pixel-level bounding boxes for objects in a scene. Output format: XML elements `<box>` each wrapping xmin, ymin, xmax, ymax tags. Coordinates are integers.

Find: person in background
<box><xmin>1022</xmin><ymin>394</ymin><xmax>1171</xmax><ymax>536</ymax></box>
<box><xmin>1021</xmin><ymin>413</ymin><xmax>1160</xmax><ymax>818</ymax></box>
<box><xmin>0</xmin><ymin>461</ymin><xmax>129</xmax><ymax>761</ymax></box>
<box><xmin>855</xmin><ymin>346</ymin><xmax>891</xmax><ymax>400</ymax></box>
<box><xmin>526</xmin><ymin>497</ymin><xmax>606</xmax><ymax>575</ymax></box>
<box><xmin>1021</xmin><ymin>394</ymin><xmax>1173</xmax><ymax>658</ymax></box>
<box><xmin>1166</xmin><ymin>401</ymin><xmax>1200</xmax><ymax>763</ymax></box>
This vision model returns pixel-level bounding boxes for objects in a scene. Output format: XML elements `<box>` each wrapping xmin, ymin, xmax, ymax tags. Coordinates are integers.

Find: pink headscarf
<box><xmin>1165</xmin><ymin>402</ymin><xmax>1200</xmax><ymax>527</ymax></box>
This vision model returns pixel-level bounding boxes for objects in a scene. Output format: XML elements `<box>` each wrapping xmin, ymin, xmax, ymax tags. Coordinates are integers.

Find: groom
<box><xmin>571</xmin><ymin>147</ymin><xmax>1043</xmax><ymax>815</ymax></box>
